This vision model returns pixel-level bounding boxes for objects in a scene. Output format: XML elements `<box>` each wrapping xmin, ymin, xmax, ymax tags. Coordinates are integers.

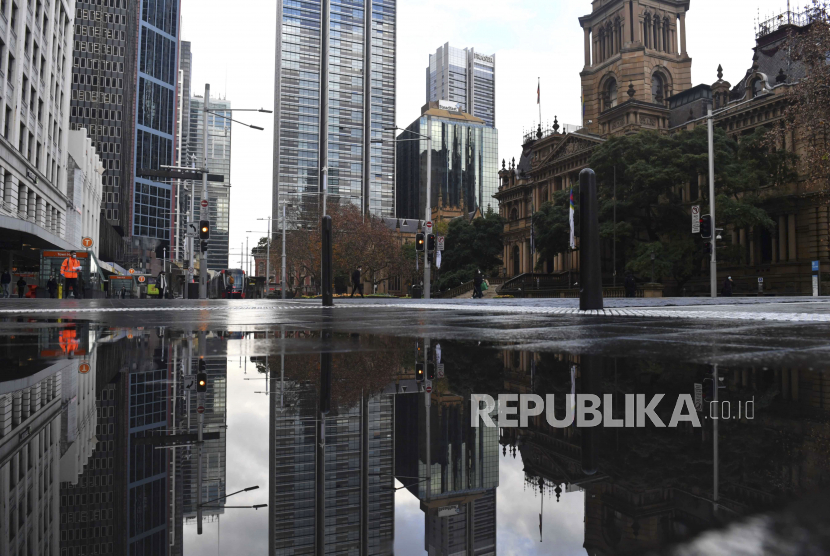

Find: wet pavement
<box><xmin>1</xmin><ymin>298</ymin><xmax>829</xmax><ymax>555</ymax></box>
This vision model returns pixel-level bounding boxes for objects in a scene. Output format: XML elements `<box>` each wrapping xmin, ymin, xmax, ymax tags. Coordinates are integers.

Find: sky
<box><xmin>179</xmin><ymin>0</ymin><xmax>793</xmax><ymax>266</ymax></box>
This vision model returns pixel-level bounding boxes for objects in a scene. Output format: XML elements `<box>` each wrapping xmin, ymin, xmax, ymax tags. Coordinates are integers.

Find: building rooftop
<box><xmin>420</xmin><ymin>101</ymin><xmax>485</xmax><ymax>124</ymax></box>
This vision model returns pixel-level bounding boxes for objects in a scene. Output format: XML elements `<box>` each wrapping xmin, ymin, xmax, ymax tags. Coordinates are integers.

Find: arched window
<box><xmin>652</xmin><ymin>73</ymin><xmax>665</xmax><ymax>103</ymax></box>
<box><xmin>510</xmin><ymin>207</ymin><xmax>519</xmax><ymax>221</ymax></box>
<box><xmin>643</xmin><ymin>13</ymin><xmax>651</xmax><ymax>48</ymax></box>
<box><xmin>603</xmin><ymin>78</ymin><xmax>618</xmax><ymax>111</ymax></box>
<box><xmin>752</xmin><ymin>78</ymin><xmax>765</xmax><ymax>98</ymax></box>
<box><xmin>663</xmin><ymin>17</ymin><xmax>670</xmax><ymax>52</ymax></box>
<box><xmin>598</xmin><ymin>27</ymin><xmax>606</xmax><ymax>61</ymax></box>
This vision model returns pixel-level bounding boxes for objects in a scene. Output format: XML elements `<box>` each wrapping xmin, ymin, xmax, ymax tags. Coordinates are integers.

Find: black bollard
<box><xmin>579</xmin><ymin>168</ymin><xmax>603</xmax><ymax>311</ymax></box>
<box><xmin>580</xmin><ymin>355</ymin><xmax>601</xmax><ymax>475</ymax></box>
<box><xmin>321</xmin><ymin>215</ymin><xmax>333</xmax><ymax>306</ymax></box>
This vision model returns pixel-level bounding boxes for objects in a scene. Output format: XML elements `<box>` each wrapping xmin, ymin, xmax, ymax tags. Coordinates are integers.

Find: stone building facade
<box><xmin>497</xmin><ymin>0</ymin><xmax>828</xmax><ymax>295</ymax></box>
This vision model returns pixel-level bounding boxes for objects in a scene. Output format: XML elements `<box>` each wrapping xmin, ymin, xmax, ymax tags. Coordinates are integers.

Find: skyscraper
<box><xmin>70</xmin><ymin>0</ymin><xmax>139</xmax><ymax>234</ymax></box>
<box><xmin>187</xmin><ymin>96</ymin><xmax>231</xmax><ymax>270</ymax></box>
<box><xmin>272</xmin><ymin>0</ymin><xmax>397</xmax><ymax>226</ymax></box>
<box><xmin>131</xmin><ymin>0</ymin><xmax>181</xmax><ymax>244</ymax></box>
<box><xmin>427</xmin><ymin>43</ymin><xmax>496</xmax><ymax>128</ymax></box>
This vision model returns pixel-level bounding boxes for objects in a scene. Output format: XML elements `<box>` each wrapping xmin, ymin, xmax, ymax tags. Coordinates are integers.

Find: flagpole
<box><xmin>537</xmin><ymin>77</ymin><xmax>542</xmax><ymax>128</ymax></box>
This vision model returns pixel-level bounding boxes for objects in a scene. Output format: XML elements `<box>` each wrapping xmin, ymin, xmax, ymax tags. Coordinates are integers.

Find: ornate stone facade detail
<box><xmin>639</xmin><ymin>115</ymin><xmax>657</xmax><ymax>126</ymax></box>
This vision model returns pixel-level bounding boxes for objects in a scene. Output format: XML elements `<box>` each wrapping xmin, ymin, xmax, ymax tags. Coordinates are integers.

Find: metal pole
<box><xmin>197</xmin><ymin>331</ymin><xmax>206</xmax><ymax>534</ymax></box>
<box><xmin>281</xmin><ymin>205</ymin><xmax>287</xmax><ymax>300</ymax></box>
<box><xmin>613</xmin><ymin>166</ymin><xmax>616</xmax><ymax>288</ymax></box>
<box><xmin>265</xmin><ymin>217</ymin><xmax>271</xmax><ymax>290</ymax></box>
<box><xmin>246</xmin><ymin>237</ymin><xmax>249</xmax><ymax>276</ymax></box>
<box><xmin>424</xmin><ymin>118</ymin><xmax>432</xmax><ymax>300</ymax></box>
<box><xmin>579</xmin><ymin>168</ymin><xmax>603</xmax><ymax>311</ymax></box>
<box><xmin>199</xmin><ymin>84</ymin><xmax>210</xmax><ymax>299</ymax></box>
<box><xmin>713</xmin><ymin>364</ymin><xmax>719</xmax><ymax>508</ymax></box>
<box><xmin>707</xmin><ymin>108</ymin><xmax>717</xmax><ymax>298</ymax></box>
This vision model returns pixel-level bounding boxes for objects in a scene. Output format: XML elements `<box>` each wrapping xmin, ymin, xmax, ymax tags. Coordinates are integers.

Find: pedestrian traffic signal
<box><xmin>426</xmin><ymin>362</ymin><xmax>435</xmax><ymax>381</ymax></box>
<box><xmin>427</xmin><ymin>234</ymin><xmax>436</xmax><ymax>252</ymax></box>
<box><xmin>199</xmin><ymin>220</ymin><xmax>210</xmax><ymax>240</ymax></box>
<box><xmin>700</xmin><ymin>215</ymin><xmax>712</xmax><ymax>239</ymax></box>
<box><xmin>201</xmin><ymin>240</ymin><xmax>209</xmax><ymax>253</ymax></box>
<box><xmin>416</xmin><ymin>233</ymin><xmax>425</xmax><ymax>251</ymax></box>
<box><xmin>704</xmin><ymin>242</ymin><xmax>713</xmax><ymax>255</ymax></box>
<box><xmin>415</xmin><ymin>363</ymin><xmax>424</xmax><ymax>382</ymax></box>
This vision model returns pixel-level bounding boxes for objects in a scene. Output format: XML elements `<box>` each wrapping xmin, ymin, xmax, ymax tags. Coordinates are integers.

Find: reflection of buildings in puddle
<box><xmin>395</xmin><ymin>389</ymin><xmax>499</xmax><ymax>556</ymax></box>
<box><xmin>499</xmin><ymin>349</ymin><xmax>830</xmax><ymax>555</ymax></box>
<box><xmin>268</xmin><ymin>337</ymin><xmax>395</xmax><ymax>555</ymax></box>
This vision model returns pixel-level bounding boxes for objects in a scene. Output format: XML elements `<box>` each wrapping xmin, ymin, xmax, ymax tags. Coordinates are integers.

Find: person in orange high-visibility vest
<box><xmin>59</xmin><ymin>328</ymin><xmax>79</xmax><ymax>355</ymax></box>
<box><xmin>60</xmin><ymin>251</ymin><xmax>82</xmax><ymax>298</ymax></box>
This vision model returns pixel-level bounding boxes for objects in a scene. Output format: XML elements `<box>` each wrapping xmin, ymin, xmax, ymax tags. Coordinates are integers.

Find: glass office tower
<box><xmin>70</xmin><ymin>0</ymin><xmax>139</xmax><ymax>232</ymax></box>
<box><xmin>187</xmin><ymin>97</ymin><xmax>232</xmax><ymax>271</ymax></box>
<box><xmin>132</xmin><ymin>0</ymin><xmax>180</xmax><ymax>242</ymax></box>
<box><xmin>395</xmin><ymin>103</ymin><xmax>499</xmax><ymax>220</ymax></box>
<box><xmin>272</xmin><ymin>0</ymin><xmax>396</xmax><ymax>227</ymax></box>
<box><xmin>427</xmin><ymin>43</ymin><xmax>496</xmax><ymax>128</ymax></box>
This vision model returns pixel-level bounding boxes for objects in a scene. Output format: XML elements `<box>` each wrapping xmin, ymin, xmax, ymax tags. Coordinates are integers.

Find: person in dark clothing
<box><xmin>624</xmin><ymin>272</ymin><xmax>637</xmax><ymax>298</ymax></box>
<box><xmin>47</xmin><ymin>276</ymin><xmax>58</xmax><ymax>298</ymax></box>
<box><xmin>350</xmin><ymin>266</ymin><xmax>363</xmax><ymax>297</ymax></box>
<box><xmin>722</xmin><ymin>276</ymin><xmax>733</xmax><ymax>297</ymax></box>
<box><xmin>16</xmin><ymin>277</ymin><xmax>26</xmax><ymax>298</ymax></box>
<box><xmin>156</xmin><ymin>271</ymin><xmax>168</xmax><ymax>299</ymax></box>
<box><xmin>1</xmin><ymin>269</ymin><xmax>10</xmax><ymax>298</ymax></box>
<box><xmin>473</xmin><ymin>270</ymin><xmax>484</xmax><ymax>299</ymax></box>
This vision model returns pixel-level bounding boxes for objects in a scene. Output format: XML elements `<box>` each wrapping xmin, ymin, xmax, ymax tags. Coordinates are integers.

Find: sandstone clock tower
<box><xmin>579</xmin><ymin>0</ymin><xmax>693</xmax><ymax>137</ymax></box>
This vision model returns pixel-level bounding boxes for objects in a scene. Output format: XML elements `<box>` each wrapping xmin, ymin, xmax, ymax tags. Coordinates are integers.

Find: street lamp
<box><xmin>372</xmin><ymin>122</ymin><xmax>433</xmax><ymax>299</ymax></box>
<box><xmin>198</xmin><ymin>485</ymin><xmax>267</xmax><ymax>511</ymax></box>
<box><xmin>196</xmin><ymin>84</ymin><xmax>269</xmax><ymax>299</ymax></box>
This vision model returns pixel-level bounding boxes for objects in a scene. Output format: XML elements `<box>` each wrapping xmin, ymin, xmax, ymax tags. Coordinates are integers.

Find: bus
<box><xmin>208</xmin><ymin>269</ymin><xmax>246</xmax><ymax>299</ymax></box>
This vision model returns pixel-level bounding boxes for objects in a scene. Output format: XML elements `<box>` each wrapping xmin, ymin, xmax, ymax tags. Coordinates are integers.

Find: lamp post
<box><xmin>197</xmin><ymin>85</ymin><xmax>271</xmax><ymax>298</ymax></box>
<box><xmin>372</xmin><ymin>120</ymin><xmax>433</xmax><ymax>299</ymax></box>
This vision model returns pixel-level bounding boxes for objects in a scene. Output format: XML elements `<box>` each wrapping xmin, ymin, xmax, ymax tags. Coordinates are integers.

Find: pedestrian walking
<box><xmin>156</xmin><ymin>270</ymin><xmax>168</xmax><ymax>299</ymax></box>
<box><xmin>47</xmin><ymin>276</ymin><xmax>58</xmax><ymax>299</ymax></box>
<box><xmin>350</xmin><ymin>266</ymin><xmax>363</xmax><ymax>297</ymax></box>
<box><xmin>1</xmin><ymin>269</ymin><xmax>10</xmax><ymax>298</ymax></box>
<box><xmin>624</xmin><ymin>272</ymin><xmax>637</xmax><ymax>298</ymax></box>
<box><xmin>473</xmin><ymin>269</ymin><xmax>484</xmax><ymax>299</ymax></box>
<box><xmin>722</xmin><ymin>276</ymin><xmax>733</xmax><ymax>297</ymax></box>
<box><xmin>60</xmin><ymin>251</ymin><xmax>82</xmax><ymax>298</ymax></box>
<box><xmin>16</xmin><ymin>276</ymin><xmax>26</xmax><ymax>298</ymax></box>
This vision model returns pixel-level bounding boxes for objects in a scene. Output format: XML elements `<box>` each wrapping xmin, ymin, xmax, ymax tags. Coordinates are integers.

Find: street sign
<box><xmin>138</xmin><ymin>276</ymin><xmax>146</xmax><ymax>283</ymax></box>
<box><xmin>813</xmin><ymin>260</ymin><xmax>820</xmax><ymax>273</ymax></box>
<box><xmin>691</xmin><ymin>205</ymin><xmax>700</xmax><ymax>234</ymax></box>
<box><xmin>437</xmin><ymin>236</ymin><xmax>445</xmax><ymax>251</ymax></box>
<box><xmin>758</xmin><ymin>277</ymin><xmax>764</xmax><ymax>283</ymax></box>
<box><xmin>425</xmin><ymin>385</ymin><xmax>432</xmax><ymax>393</ymax></box>
<box><xmin>128</xmin><ymin>268</ymin><xmax>135</xmax><ymax>274</ymax></box>
<box><xmin>437</xmin><ymin>364</ymin><xmax>445</xmax><ymax>379</ymax></box>
<box><xmin>81</xmin><ymin>237</ymin><xmax>94</xmax><ymax>248</ymax></box>
<box><xmin>201</xmin><ymin>199</ymin><xmax>208</xmax><ymax>208</ymax></box>
<box><xmin>184</xmin><ymin>376</ymin><xmax>196</xmax><ymax>390</ymax></box>
<box><xmin>188</xmin><ymin>268</ymin><xmax>194</xmax><ymax>274</ymax></box>
<box><xmin>694</xmin><ymin>383</ymin><xmax>702</xmax><ymax>412</ymax></box>
<box><xmin>197</xmin><ymin>406</ymin><xmax>205</xmax><ymax>414</ymax></box>
<box><xmin>426</xmin><ymin>221</ymin><xmax>433</xmax><ymax>231</ymax></box>
<box><xmin>79</xmin><ymin>362</ymin><xmax>90</xmax><ymax>374</ymax></box>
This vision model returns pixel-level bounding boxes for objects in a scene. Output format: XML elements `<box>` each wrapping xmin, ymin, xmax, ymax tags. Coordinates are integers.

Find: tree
<box><xmin>532</xmin><ymin>189</ymin><xmax>575</xmax><ymax>270</ymax></box>
<box><xmin>435</xmin><ymin>209</ymin><xmax>505</xmax><ymax>290</ymax></box>
<box><xmin>769</xmin><ymin>5</ymin><xmax>830</xmax><ymax>193</ymax></box>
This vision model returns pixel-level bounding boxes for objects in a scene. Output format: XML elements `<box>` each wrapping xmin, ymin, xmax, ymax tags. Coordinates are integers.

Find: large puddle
<box><xmin>1</xmin><ymin>321</ymin><xmax>827</xmax><ymax>555</ymax></box>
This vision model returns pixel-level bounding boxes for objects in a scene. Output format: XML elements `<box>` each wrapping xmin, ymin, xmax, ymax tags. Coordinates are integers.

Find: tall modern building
<box><xmin>427</xmin><ymin>43</ymin><xmax>496</xmax><ymax>128</ymax></box>
<box><xmin>272</xmin><ymin>0</ymin><xmax>397</xmax><ymax>226</ymax></box>
<box><xmin>70</xmin><ymin>0</ymin><xmax>139</xmax><ymax>234</ymax></box>
<box><xmin>131</xmin><ymin>0</ymin><xmax>180</xmax><ymax>245</ymax></box>
<box><xmin>395</xmin><ymin>102</ymin><xmax>499</xmax><ymax>220</ymax></box>
<box><xmin>187</xmin><ymin>96</ymin><xmax>231</xmax><ymax>270</ymax></box>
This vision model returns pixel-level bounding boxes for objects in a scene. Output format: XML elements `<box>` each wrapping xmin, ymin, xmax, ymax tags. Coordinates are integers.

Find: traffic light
<box><xmin>197</xmin><ymin>360</ymin><xmax>207</xmax><ymax>392</ymax></box>
<box><xmin>427</xmin><ymin>234</ymin><xmax>436</xmax><ymax>252</ymax></box>
<box><xmin>415</xmin><ymin>233</ymin><xmax>425</xmax><ymax>252</ymax></box>
<box><xmin>426</xmin><ymin>362</ymin><xmax>435</xmax><ymax>381</ymax></box>
<box><xmin>700</xmin><ymin>215</ymin><xmax>712</xmax><ymax>239</ymax></box>
<box><xmin>201</xmin><ymin>241</ymin><xmax>209</xmax><ymax>253</ymax></box>
<box><xmin>704</xmin><ymin>242</ymin><xmax>713</xmax><ymax>255</ymax></box>
<box><xmin>199</xmin><ymin>220</ymin><xmax>210</xmax><ymax>240</ymax></box>
<box><xmin>415</xmin><ymin>363</ymin><xmax>424</xmax><ymax>382</ymax></box>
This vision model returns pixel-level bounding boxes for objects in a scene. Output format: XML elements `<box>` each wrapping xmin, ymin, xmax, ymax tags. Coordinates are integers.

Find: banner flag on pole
<box><xmin>569</xmin><ymin>187</ymin><xmax>576</xmax><ymax>249</ymax></box>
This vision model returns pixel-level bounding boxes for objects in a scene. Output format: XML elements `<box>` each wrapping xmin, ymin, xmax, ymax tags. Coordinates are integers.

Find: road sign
<box><xmin>128</xmin><ymin>268</ymin><xmax>135</xmax><ymax>274</ymax></box>
<box><xmin>813</xmin><ymin>260</ymin><xmax>820</xmax><ymax>273</ymax></box>
<box><xmin>79</xmin><ymin>362</ymin><xmax>90</xmax><ymax>374</ymax></box>
<box><xmin>197</xmin><ymin>406</ymin><xmax>205</xmax><ymax>414</ymax></box>
<box><xmin>436</xmin><ymin>364</ymin><xmax>445</xmax><ymax>379</ymax></box>
<box><xmin>691</xmin><ymin>205</ymin><xmax>700</xmax><ymax>233</ymax></box>
<box><xmin>201</xmin><ymin>199</ymin><xmax>208</xmax><ymax>208</ymax></box>
<box><xmin>426</xmin><ymin>221</ymin><xmax>433</xmax><ymax>230</ymax></box>
<box><xmin>425</xmin><ymin>385</ymin><xmax>432</xmax><ymax>393</ymax></box>
<box><xmin>184</xmin><ymin>376</ymin><xmax>196</xmax><ymax>390</ymax></box>
<box><xmin>138</xmin><ymin>276</ymin><xmax>146</xmax><ymax>283</ymax></box>
<box><xmin>81</xmin><ymin>237</ymin><xmax>94</xmax><ymax>248</ymax></box>
<box><xmin>694</xmin><ymin>383</ymin><xmax>703</xmax><ymax>412</ymax></box>
<box><xmin>758</xmin><ymin>277</ymin><xmax>764</xmax><ymax>283</ymax></box>
<box><xmin>188</xmin><ymin>268</ymin><xmax>194</xmax><ymax>274</ymax></box>
<box><xmin>437</xmin><ymin>236</ymin><xmax>445</xmax><ymax>251</ymax></box>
